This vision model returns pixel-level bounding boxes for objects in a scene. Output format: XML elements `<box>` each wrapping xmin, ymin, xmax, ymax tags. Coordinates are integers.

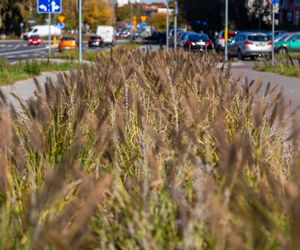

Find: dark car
<box><xmin>143</xmin><ymin>31</ymin><xmax>166</xmax><ymax>45</ymax></box>
<box><xmin>88</xmin><ymin>36</ymin><xmax>104</xmax><ymax>48</ymax></box>
<box><xmin>183</xmin><ymin>33</ymin><xmax>214</xmax><ymax>51</ymax></box>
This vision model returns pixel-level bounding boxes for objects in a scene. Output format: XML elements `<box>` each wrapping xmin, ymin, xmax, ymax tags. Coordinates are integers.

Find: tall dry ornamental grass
<box><xmin>0</xmin><ymin>49</ymin><xmax>300</xmax><ymax>249</ymax></box>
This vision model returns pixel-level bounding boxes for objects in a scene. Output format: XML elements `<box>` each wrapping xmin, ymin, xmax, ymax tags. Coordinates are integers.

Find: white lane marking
<box><xmin>0</xmin><ymin>47</ymin><xmax>48</xmax><ymax>56</ymax></box>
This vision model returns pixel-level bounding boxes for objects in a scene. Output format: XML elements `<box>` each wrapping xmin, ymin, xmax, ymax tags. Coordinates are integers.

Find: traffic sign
<box><xmin>140</xmin><ymin>22</ymin><xmax>147</xmax><ymax>28</ymax></box>
<box><xmin>37</xmin><ymin>0</ymin><xmax>62</xmax><ymax>13</ymax></box>
<box><xmin>55</xmin><ymin>22</ymin><xmax>65</xmax><ymax>29</ymax></box>
<box><xmin>141</xmin><ymin>15</ymin><xmax>147</xmax><ymax>22</ymax></box>
<box><xmin>57</xmin><ymin>15</ymin><xmax>65</xmax><ymax>22</ymax></box>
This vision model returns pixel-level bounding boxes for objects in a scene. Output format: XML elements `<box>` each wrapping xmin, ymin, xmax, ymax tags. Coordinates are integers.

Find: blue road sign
<box><xmin>272</xmin><ymin>0</ymin><xmax>278</xmax><ymax>4</ymax></box>
<box><xmin>55</xmin><ymin>22</ymin><xmax>65</xmax><ymax>29</ymax></box>
<box><xmin>140</xmin><ymin>22</ymin><xmax>147</xmax><ymax>28</ymax></box>
<box><xmin>37</xmin><ymin>0</ymin><xmax>61</xmax><ymax>13</ymax></box>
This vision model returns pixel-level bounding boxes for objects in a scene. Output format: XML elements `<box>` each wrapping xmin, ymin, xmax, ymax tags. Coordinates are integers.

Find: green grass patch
<box><xmin>275</xmin><ymin>52</ymin><xmax>300</xmax><ymax>60</ymax></box>
<box><xmin>0</xmin><ymin>57</ymin><xmax>81</xmax><ymax>85</ymax></box>
<box><xmin>254</xmin><ymin>60</ymin><xmax>300</xmax><ymax>78</ymax></box>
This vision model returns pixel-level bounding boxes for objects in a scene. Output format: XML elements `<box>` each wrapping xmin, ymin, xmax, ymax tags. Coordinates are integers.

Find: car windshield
<box><xmin>248</xmin><ymin>35</ymin><xmax>270</xmax><ymax>41</ymax></box>
<box><xmin>62</xmin><ymin>37</ymin><xmax>75</xmax><ymax>41</ymax></box>
<box><xmin>90</xmin><ymin>36</ymin><xmax>100</xmax><ymax>39</ymax></box>
<box><xmin>277</xmin><ymin>34</ymin><xmax>289</xmax><ymax>42</ymax></box>
<box><xmin>189</xmin><ymin>34</ymin><xmax>209</xmax><ymax>41</ymax></box>
<box><xmin>31</xmin><ymin>35</ymin><xmax>40</xmax><ymax>38</ymax></box>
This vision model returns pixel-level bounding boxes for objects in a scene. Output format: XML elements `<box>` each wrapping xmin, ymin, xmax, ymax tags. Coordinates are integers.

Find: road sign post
<box><xmin>224</xmin><ymin>0</ymin><xmax>228</xmax><ymax>62</ymax></box>
<box><xmin>166</xmin><ymin>0</ymin><xmax>169</xmax><ymax>49</ymax></box>
<box><xmin>78</xmin><ymin>0</ymin><xmax>83</xmax><ymax>64</ymax></box>
<box><xmin>270</xmin><ymin>0</ymin><xmax>278</xmax><ymax>65</ymax></box>
<box><xmin>49</xmin><ymin>12</ymin><xmax>51</xmax><ymax>63</ymax></box>
<box><xmin>37</xmin><ymin>0</ymin><xmax>61</xmax><ymax>62</ymax></box>
<box><xmin>174</xmin><ymin>1</ymin><xmax>178</xmax><ymax>50</ymax></box>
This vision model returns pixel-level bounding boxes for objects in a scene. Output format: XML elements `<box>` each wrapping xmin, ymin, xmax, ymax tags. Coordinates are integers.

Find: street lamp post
<box><xmin>130</xmin><ymin>0</ymin><xmax>133</xmax><ymax>40</ymax></box>
<box><xmin>224</xmin><ymin>0</ymin><xmax>228</xmax><ymax>62</ymax></box>
<box><xmin>271</xmin><ymin>2</ymin><xmax>275</xmax><ymax>65</ymax></box>
<box><xmin>166</xmin><ymin>0</ymin><xmax>169</xmax><ymax>49</ymax></box>
<box><xmin>78</xmin><ymin>0</ymin><xmax>83</xmax><ymax>64</ymax></box>
<box><xmin>174</xmin><ymin>1</ymin><xmax>178</xmax><ymax>50</ymax></box>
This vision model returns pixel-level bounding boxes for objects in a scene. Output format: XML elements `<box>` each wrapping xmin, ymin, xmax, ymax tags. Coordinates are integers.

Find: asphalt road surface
<box><xmin>231</xmin><ymin>60</ymin><xmax>300</xmax><ymax>112</ymax></box>
<box><xmin>0</xmin><ymin>39</ymin><xmax>106</xmax><ymax>63</ymax></box>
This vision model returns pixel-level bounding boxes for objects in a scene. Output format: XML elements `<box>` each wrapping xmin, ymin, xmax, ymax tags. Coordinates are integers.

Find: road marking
<box><xmin>0</xmin><ymin>47</ymin><xmax>48</xmax><ymax>56</ymax></box>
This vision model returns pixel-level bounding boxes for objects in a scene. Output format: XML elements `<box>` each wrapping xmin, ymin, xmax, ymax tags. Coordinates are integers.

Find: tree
<box><xmin>245</xmin><ymin>0</ymin><xmax>272</xmax><ymax>29</ymax></box>
<box><xmin>148</xmin><ymin>12</ymin><xmax>171</xmax><ymax>31</ymax></box>
<box><xmin>116</xmin><ymin>4</ymin><xmax>131</xmax><ymax>22</ymax></box>
<box><xmin>83</xmin><ymin>0</ymin><xmax>114</xmax><ymax>29</ymax></box>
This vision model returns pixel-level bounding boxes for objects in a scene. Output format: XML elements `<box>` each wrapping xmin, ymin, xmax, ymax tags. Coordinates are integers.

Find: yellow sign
<box><xmin>141</xmin><ymin>15</ymin><xmax>147</xmax><ymax>22</ymax></box>
<box><xmin>58</xmin><ymin>15</ymin><xmax>65</xmax><ymax>23</ymax></box>
<box><xmin>224</xmin><ymin>27</ymin><xmax>228</xmax><ymax>42</ymax></box>
<box><xmin>132</xmin><ymin>20</ymin><xmax>137</xmax><ymax>30</ymax></box>
<box><xmin>133</xmin><ymin>16</ymin><xmax>137</xmax><ymax>21</ymax></box>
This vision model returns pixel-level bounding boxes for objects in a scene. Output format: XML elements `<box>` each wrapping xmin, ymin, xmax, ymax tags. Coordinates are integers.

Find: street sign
<box><xmin>55</xmin><ymin>22</ymin><xmax>65</xmax><ymax>29</ymax></box>
<box><xmin>140</xmin><ymin>22</ymin><xmax>147</xmax><ymax>28</ymax></box>
<box><xmin>57</xmin><ymin>15</ymin><xmax>65</xmax><ymax>22</ymax></box>
<box><xmin>141</xmin><ymin>15</ymin><xmax>147</xmax><ymax>22</ymax></box>
<box><xmin>268</xmin><ymin>0</ymin><xmax>278</xmax><ymax>4</ymax></box>
<box><xmin>37</xmin><ymin>0</ymin><xmax>62</xmax><ymax>13</ymax></box>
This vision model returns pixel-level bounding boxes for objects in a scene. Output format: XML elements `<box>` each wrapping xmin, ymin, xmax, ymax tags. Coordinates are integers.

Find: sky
<box><xmin>141</xmin><ymin>0</ymin><xmax>166</xmax><ymax>3</ymax></box>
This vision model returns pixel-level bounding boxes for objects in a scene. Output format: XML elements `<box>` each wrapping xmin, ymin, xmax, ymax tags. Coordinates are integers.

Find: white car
<box><xmin>96</xmin><ymin>25</ymin><xmax>116</xmax><ymax>46</ymax></box>
<box><xmin>228</xmin><ymin>32</ymin><xmax>272</xmax><ymax>60</ymax></box>
<box><xmin>23</xmin><ymin>25</ymin><xmax>62</xmax><ymax>40</ymax></box>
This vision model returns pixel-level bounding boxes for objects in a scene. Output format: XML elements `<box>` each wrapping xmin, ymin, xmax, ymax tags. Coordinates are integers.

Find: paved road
<box><xmin>230</xmin><ymin>60</ymin><xmax>300</xmax><ymax>110</ymax></box>
<box><xmin>0</xmin><ymin>40</ymin><xmax>108</xmax><ymax>63</ymax></box>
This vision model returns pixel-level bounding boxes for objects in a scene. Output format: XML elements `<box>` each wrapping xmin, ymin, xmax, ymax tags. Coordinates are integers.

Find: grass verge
<box><xmin>0</xmin><ymin>58</ymin><xmax>81</xmax><ymax>85</ymax></box>
<box><xmin>254</xmin><ymin>60</ymin><xmax>300</xmax><ymax>78</ymax></box>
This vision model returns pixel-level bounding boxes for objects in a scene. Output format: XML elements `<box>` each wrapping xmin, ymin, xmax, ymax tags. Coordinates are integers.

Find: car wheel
<box><xmin>251</xmin><ymin>56</ymin><xmax>257</xmax><ymax>61</ymax></box>
<box><xmin>238</xmin><ymin>50</ymin><xmax>244</xmax><ymax>60</ymax></box>
<box><xmin>278</xmin><ymin>47</ymin><xmax>287</xmax><ymax>54</ymax></box>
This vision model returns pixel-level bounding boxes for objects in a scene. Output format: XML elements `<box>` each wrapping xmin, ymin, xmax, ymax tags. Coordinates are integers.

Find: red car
<box><xmin>28</xmin><ymin>35</ymin><xmax>42</xmax><ymax>46</ymax></box>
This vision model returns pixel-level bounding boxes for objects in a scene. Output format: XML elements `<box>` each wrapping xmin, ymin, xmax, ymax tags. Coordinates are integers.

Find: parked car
<box><xmin>96</xmin><ymin>26</ymin><xmax>116</xmax><ymax>46</ymax></box>
<box><xmin>23</xmin><ymin>25</ymin><xmax>62</xmax><ymax>40</ymax></box>
<box><xmin>215</xmin><ymin>30</ymin><xmax>238</xmax><ymax>53</ymax></box>
<box><xmin>275</xmin><ymin>33</ymin><xmax>300</xmax><ymax>54</ymax></box>
<box><xmin>58</xmin><ymin>36</ymin><xmax>77</xmax><ymax>52</ymax></box>
<box><xmin>27</xmin><ymin>35</ymin><xmax>42</xmax><ymax>46</ymax></box>
<box><xmin>228</xmin><ymin>32</ymin><xmax>272</xmax><ymax>60</ymax></box>
<box><xmin>169</xmin><ymin>28</ymin><xmax>187</xmax><ymax>47</ymax></box>
<box><xmin>177</xmin><ymin>31</ymin><xmax>190</xmax><ymax>48</ymax></box>
<box><xmin>143</xmin><ymin>31</ymin><xmax>166</xmax><ymax>45</ymax></box>
<box><xmin>88</xmin><ymin>36</ymin><xmax>104</xmax><ymax>48</ymax></box>
<box><xmin>182</xmin><ymin>33</ymin><xmax>214</xmax><ymax>51</ymax></box>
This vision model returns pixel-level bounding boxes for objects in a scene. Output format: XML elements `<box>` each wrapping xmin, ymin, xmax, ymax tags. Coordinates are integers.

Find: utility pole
<box><xmin>224</xmin><ymin>0</ymin><xmax>228</xmax><ymax>62</ymax></box>
<box><xmin>48</xmin><ymin>12</ymin><xmax>51</xmax><ymax>62</ymax></box>
<box><xmin>78</xmin><ymin>0</ymin><xmax>83</xmax><ymax>64</ymax></box>
<box><xmin>271</xmin><ymin>1</ymin><xmax>275</xmax><ymax>65</ymax></box>
<box><xmin>174</xmin><ymin>1</ymin><xmax>178</xmax><ymax>50</ymax></box>
<box><xmin>130</xmin><ymin>0</ymin><xmax>133</xmax><ymax>40</ymax></box>
<box><xmin>166</xmin><ymin>0</ymin><xmax>169</xmax><ymax>49</ymax></box>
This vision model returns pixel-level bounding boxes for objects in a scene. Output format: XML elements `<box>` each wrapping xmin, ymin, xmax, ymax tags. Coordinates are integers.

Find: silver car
<box><xmin>228</xmin><ymin>32</ymin><xmax>272</xmax><ymax>60</ymax></box>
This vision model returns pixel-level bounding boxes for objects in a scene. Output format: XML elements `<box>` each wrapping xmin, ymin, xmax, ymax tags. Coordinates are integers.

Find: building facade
<box><xmin>116</xmin><ymin>0</ymin><xmax>140</xmax><ymax>7</ymax></box>
<box><xmin>280</xmin><ymin>0</ymin><xmax>300</xmax><ymax>25</ymax></box>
